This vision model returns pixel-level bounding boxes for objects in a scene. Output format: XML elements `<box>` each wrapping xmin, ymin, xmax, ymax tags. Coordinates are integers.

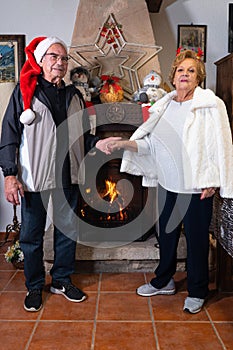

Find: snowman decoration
<box><xmin>132</xmin><ymin>70</ymin><xmax>167</xmax><ymax>121</ymax></box>
<box><xmin>133</xmin><ymin>70</ymin><xmax>167</xmax><ymax>104</ymax></box>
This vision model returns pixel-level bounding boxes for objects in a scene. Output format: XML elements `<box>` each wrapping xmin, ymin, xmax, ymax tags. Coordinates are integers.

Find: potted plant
<box><xmin>5</xmin><ymin>240</ymin><xmax>24</xmax><ymax>269</ymax></box>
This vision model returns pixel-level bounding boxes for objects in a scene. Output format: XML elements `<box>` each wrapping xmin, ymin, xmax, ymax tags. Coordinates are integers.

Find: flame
<box><xmin>103</xmin><ymin>179</ymin><xmax>124</xmax><ymax>220</ymax></box>
<box><xmin>103</xmin><ymin>180</ymin><xmax>119</xmax><ymax>203</ymax></box>
<box><xmin>82</xmin><ymin>180</ymin><xmax>128</xmax><ymax>222</ymax></box>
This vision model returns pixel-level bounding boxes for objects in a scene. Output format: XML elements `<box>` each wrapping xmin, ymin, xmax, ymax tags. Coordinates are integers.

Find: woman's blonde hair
<box><xmin>169</xmin><ymin>50</ymin><xmax>206</xmax><ymax>87</ymax></box>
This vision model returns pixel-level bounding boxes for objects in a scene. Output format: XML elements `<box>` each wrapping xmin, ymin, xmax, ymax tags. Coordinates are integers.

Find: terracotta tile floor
<box><xmin>0</xmin><ymin>236</ymin><xmax>233</xmax><ymax>350</ymax></box>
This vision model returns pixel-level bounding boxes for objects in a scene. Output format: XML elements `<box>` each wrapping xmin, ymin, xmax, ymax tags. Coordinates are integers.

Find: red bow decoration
<box><xmin>100</xmin><ymin>75</ymin><xmax>122</xmax><ymax>93</ymax></box>
<box><xmin>176</xmin><ymin>46</ymin><xmax>204</xmax><ymax>60</ymax></box>
<box><xmin>176</xmin><ymin>46</ymin><xmax>183</xmax><ymax>56</ymax></box>
<box><xmin>196</xmin><ymin>47</ymin><xmax>204</xmax><ymax>59</ymax></box>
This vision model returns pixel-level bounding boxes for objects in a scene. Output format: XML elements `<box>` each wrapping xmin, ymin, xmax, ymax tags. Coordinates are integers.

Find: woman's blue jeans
<box><xmin>20</xmin><ymin>186</ymin><xmax>79</xmax><ymax>290</ymax></box>
<box><xmin>151</xmin><ymin>186</ymin><xmax>213</xmax><ymax>299</ymax></box>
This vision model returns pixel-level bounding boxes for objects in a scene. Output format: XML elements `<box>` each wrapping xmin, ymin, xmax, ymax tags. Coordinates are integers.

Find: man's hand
<box><xmin>4</xmin><ymin>176</ymin><xmax>24</xmax><ymax>205</ymax></box>
<box><xmin>95</xmin><ymin>137</ymin><xmax>122</xmax><ymax>155</ymax></box>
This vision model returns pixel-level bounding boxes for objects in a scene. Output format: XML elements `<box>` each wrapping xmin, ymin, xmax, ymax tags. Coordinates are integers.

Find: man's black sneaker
<box><xmin>50</xmin><ymin>281</ymin><xmax>86</xmax><ymax>302</ymax></box>
<box><xmin>24</xmin><ymin>289</ymin><xmax>42</xmax><ymax>312</ymax></box>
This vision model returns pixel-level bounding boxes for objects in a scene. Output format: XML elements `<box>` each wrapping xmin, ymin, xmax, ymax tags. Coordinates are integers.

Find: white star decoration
<box><xmin>69</xmin><ymin>13</ymin><xmax>162</xmax><ymax>99</ymax></box>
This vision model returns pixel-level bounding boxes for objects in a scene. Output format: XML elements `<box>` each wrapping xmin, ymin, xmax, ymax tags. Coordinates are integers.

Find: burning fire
<box><xmin>103</xmin><ymin>180</ymin><xmax>119</xmax><ymax>203</ymax></box>
<box><xmin>81</xmin><ymin>179</ymin><xmax>128</xmax><ymax>222</ymax></box>
<box><xmin>103</xmin><ymin>179</ymin><xmax>124</xmax><ymax>220</ymax></box>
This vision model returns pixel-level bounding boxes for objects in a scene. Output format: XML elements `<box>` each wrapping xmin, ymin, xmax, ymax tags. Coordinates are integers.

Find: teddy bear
<box><xmin>70</xmin><ymin>66</ymin><xmax>97</xmax><ymax>135</ymax></box>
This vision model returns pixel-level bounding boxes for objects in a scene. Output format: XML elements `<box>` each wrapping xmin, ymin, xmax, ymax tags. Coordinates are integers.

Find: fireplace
<box><xmin>80</xmin><ymin>159</ymin><xmax>141</xmax><ymax>225</ymax></box>
<box><xmin>78</xmin><ymin>103</ymin><xmax>156</xmax><ymax>243</ymax></box>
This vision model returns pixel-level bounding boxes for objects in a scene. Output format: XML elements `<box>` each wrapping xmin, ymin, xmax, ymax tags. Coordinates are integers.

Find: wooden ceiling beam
<box><xmin>146</xmin><ymin>0</ymin><xmax>163</xmax><ymax>13</ymax></box>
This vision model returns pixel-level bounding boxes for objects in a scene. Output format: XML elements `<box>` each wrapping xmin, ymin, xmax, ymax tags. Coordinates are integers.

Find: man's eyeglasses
<box><xmin>43</xmin><ymin>53</ymin><xmax>70</xmax><ymax>63</ymax></box>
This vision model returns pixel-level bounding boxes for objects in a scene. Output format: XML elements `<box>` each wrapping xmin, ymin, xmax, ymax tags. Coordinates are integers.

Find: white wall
<box><xmin>0</xmin><ymin>0</ymin><xmax>231</xmax><ymax>230</ymax></box>
<box><xmin>0</xmin><ymin>0</ymin><xmax>79</xmax><ymax>45</ymax></box>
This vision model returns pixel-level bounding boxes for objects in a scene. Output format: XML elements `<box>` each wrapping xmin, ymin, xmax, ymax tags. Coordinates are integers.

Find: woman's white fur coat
<box><xmin>121</xmin><ymin>87</ymin><xmax>233</xmax><ymax>198</ymax></box>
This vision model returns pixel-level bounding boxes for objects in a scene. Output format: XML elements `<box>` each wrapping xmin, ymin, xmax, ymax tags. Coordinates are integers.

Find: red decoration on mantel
<box><xmin>101</xmin><ymin>75</ymin><xmax>121</xmax><ymax>92</ymax></box>
<box><xmin>142</xmin><ymin>104</ymin><xmax>151</xmax><ymax>122</ymax></box>
<box><xmin>100</xmin><ymin>75</ymin><xmax>124</xmax><ymax>103</ymax></box>
<box><xmin>100</xmin><ymin>21</ymin><xmax>123</xmax><ymax>48</ymax></box>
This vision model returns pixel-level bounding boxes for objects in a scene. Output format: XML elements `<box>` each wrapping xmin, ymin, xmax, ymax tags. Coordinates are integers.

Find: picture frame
<box><xmin>177</xmin><ymin>24</ymin><xmax>207</xmax><ymax>62</ymax></box>
<box><xmin>228</xmin><ymin>4</ymin><xmax>233</xmax><ymax>53</ymax></box>
<box><xmin>0</xmin><ymin>34</ymin><xmax>25</xmax><ymax>83</ymax></box>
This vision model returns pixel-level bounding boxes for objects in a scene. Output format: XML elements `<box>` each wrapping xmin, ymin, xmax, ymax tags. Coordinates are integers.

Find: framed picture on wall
<box><xmin>177</xmin><ymin>24</ymin><xmax>207</xmax><ymax>62</ymax></box>
<box><xmin>0</xmin><ymin>34</ymin><xmax>25</xmax><ymax>83</ymax></box>
<box><xmin>229</xmin><ymin>4</ymin><xmax>233</xmax><ymax>53</ymax></box>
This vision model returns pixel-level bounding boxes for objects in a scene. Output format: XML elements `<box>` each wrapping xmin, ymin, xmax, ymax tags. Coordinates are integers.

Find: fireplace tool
<box><xmin>0</xmin><ymin>205</ymin><xmax>21</xmax><ymax>247</ymax></box>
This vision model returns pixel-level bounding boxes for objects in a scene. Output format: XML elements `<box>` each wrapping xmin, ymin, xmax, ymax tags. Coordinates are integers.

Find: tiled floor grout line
<box><xmin>205</xmin><ymin>308</ymin><xmax>227</xmax><ymax>350</ymax></box>
<box><xmin>212</xmin><ymin>321</ymin><xmax>233</xmax><ymax>324</ymax></box>
<box><xmin>146</xmin><ymin>320</ymin><xmax>213</xmax><ymax>323</ymax></box>
<box><xmin>1</xmin><ymin>269</ymin><xmax>18</xmax><ymax>291</ymax></box>
<box><xmin>94</xmin><ymin>320</ymin><xmax>154</xmax><ymax>323</ymax></box>
<box><xmin>144</xmin><ymin>272</ymin><xmax>149</xmax><ymax>283</ymax></box>
<box><xmin>24</xmin><ymin>320</ymin><xmax>42</xmax><ymax>350</ymax></box>
<box><xmin>23</xmin><ymin>293</ymin><xmax>50</xmax><ymax>350</ymax></box>
<box><xmin>97</xmin><ymin>291</ymin><xmax>137</xmax><ymax>294</ymax></box>
<box><xmin>148</xmin><ymin>296</ymin><xmax>161</xmax><ymax>350</ymax></box>
<box><xmin>90</xmin><ymin>272</ymin><xmax>102</xmax><ymax>350</ymax></box>
<box><xmin>142</xmin><ymin>273</ymin><xmax>160</xmax><ymax>350</ymax></box>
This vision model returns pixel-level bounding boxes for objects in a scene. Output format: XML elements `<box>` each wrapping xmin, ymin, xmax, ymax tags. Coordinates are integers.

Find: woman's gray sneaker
<box><xmin>183</xmin><ymin>297</ymin><xmax>205</xmax><ymax>314</ymax></box>
<box><xmin>136</xmin><ymin>278</ymin><xmax>176</xmax><ymax>297</ymax></box>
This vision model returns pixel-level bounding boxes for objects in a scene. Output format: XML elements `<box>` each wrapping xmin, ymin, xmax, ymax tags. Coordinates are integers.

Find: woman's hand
<box><xmin>107</xmin><ymin>140</ymin><xmax>125</xmax><ymax>152</ymax></box>
<box><xmin>200</xmin><ymin>187</ymin><xmax>216</xmax><ymax>200</ymax></box>
<box><xmin>107</xmin><ymin>140</ymin><xmax>138</xmax><ymax>153</ymax></box>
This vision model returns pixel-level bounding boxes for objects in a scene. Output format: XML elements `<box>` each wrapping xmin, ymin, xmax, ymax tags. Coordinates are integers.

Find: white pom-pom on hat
<box><xmin>20</xmin><ymin>109</ymin><xmax>36</xmax><ymax>125</ymax></box>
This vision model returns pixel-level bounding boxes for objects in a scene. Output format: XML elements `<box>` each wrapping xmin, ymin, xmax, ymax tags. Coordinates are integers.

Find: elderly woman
<box><xmin>108</xmin><ymin>49</ymin><xmax>233</xmax><ymax>313</ymax></box>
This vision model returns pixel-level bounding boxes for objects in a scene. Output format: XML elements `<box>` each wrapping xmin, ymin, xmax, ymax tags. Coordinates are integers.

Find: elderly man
<box><xmin>0</xmin><ymin>36</ymin><xmax>115</xmax><ymax>312</ymax></box>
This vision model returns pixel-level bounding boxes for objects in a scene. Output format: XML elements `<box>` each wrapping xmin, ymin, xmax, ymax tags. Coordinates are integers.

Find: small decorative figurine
<box><xmin>132</xmin><ymin>70</ymin><xmax>167</xmax><ymax>121</ymax></box>
<box><xmin>70</xmin><ymin>66</ymin><xmax>97</xmax><ymax>134</ymax></box>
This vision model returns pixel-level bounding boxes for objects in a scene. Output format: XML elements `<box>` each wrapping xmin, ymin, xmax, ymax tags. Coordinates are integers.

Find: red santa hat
<box><xmin>19</xmin><ymin>36</ymin><xmax>67</xmax><ymax>125</ymax></box>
